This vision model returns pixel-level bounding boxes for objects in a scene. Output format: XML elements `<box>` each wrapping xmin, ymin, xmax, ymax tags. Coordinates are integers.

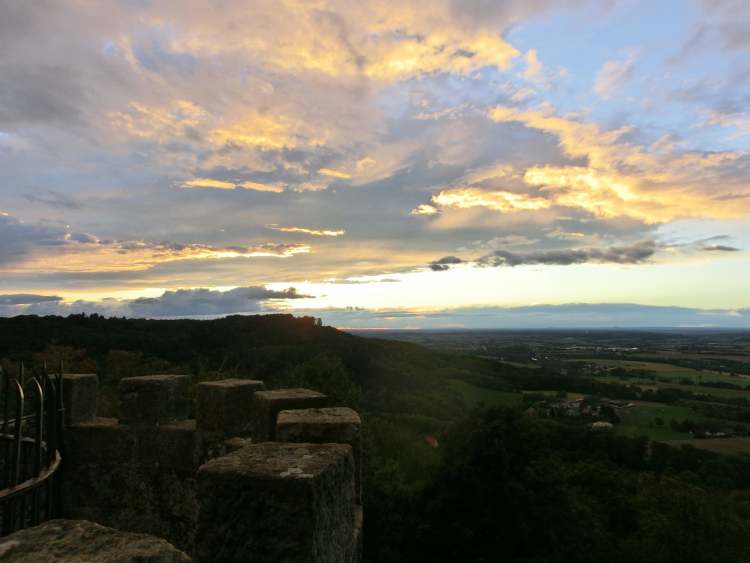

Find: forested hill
<box><xmin>0</xmin><ymin>314</ymin><xmax>515</xmax><ymax>419</ymax></box>
<box><xmin>0</xmin><ymin>313</ymin><xmax>348</xmax><ymax>363</ymax></box>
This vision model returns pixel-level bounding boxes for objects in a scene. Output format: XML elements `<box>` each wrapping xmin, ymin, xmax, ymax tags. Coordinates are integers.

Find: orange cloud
<box><xmin>318</xmin><ymin>168</ymin><xmax>352</xmax><ymax>180</ymax></box>
<box><xmin>239</xmin><ymin>181</ymin><xmax>286</xmax><ymax>193</ymax></box>
<box><xmin>170</xmin><ymin>4</ymin><xmax>519</xmax><ymax>81</ymax></box>
<box><xmin>267</xmin><ymin>225</ymin><xmax>345</xmax><ymax>237</ymax></box>
<box><xmin>182</xmin><ymin>178</ymin><xmax>236</xmax><ymax>190</ymax></box>
<box><xmin>431</xmin><ymin>187</ymin><xmax>551</xmax><ymax>213</ymax></box>
<box><xmin>486</xmin><ymin>105</ymin><xmax>750</xmax><ymax>222</ymax></box>
<box><xmin>12</xmin><ymin>240</ymin><xmax>311</xmax><ymax>274</ymax></box>
<box><xmin>109</xmin><ymin>100</ymin><xmax>208</xmax><ymax>142</ymax></box>
<box><xmin>410</xmin><ymin>204</ymin><xmax>440</xmax><ymax>216</ymax></box>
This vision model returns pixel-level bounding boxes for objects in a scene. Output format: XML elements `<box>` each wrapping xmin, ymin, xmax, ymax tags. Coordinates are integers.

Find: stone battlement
<box><xmin>61</xmin><ymin>373</ymin><xmax>362</xmax><ymax>562</ymax></box>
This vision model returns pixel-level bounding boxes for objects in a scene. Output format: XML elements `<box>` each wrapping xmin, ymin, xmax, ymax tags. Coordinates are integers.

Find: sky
<box><xmin>1</xmin><ymin>0</ymin><xmax>749</xmax><ymax>328</ymax></box>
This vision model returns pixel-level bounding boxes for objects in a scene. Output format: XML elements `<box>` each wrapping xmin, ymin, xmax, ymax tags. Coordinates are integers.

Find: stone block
<box><xmin>119</xmin><ymin>374</ymin><xmax>191</xmax><ymax>426</ymax></box>
<box><xmin>195</xmin><ymin>442</ymin><xmax>355</xmax><ymax>563</ymax></box>
<box><xmin>62</xmin><ymin>373</ymin><xmax>98</xmax><ymax>424</ymax></box>
<box><xmin>251</xmin><ymin>388</ymin><xmax>329</xmax><ymax>441</ymax></box>
<box><xmin>223</xmin><ymin>436</ymin><xmax>253</xmax><ymax>454</ymax></box>
<box><xmin>65</xmin><ymin>418</ymin><xmax>136</xmax><ymax>465</ymax></box>
<box><xmin>196</xmin><ymin>378</ymin><xmax>265</xmax><ymax>435</ymax></box>
<box><xmin>277</xmin><ymin>407</ymin><xmax>362</xmax><ymax>502</ymax></box>
<box><xmin>0</xmin><ymin>519</ymin><xmax>191</xmax><ymax>563</ymax></box>
<box><xmin>135</xmin><ymin>419</ymin><xmax>199</xmax><ymax>471</ymax></box>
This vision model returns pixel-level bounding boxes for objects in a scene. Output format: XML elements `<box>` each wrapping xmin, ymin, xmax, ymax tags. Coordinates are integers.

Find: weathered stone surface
<box><xmin>195</xmin><ymin>442</ymin><xmax>355</xmax><ymax>563</ymax></box>
<box><xmin>223</xmin><ymin>436</ymin><xmax>253</xmax><ymax>454</ymax></box>
<box><xmin>351</xmin><ymin>505</ymin><xmax>363</xmax><ymax>563</ymax></box>
<box><xmin>0</xmin><ymin>519</ymin><xmax>190</xmax><ymax>562</ymax></box>
<box><xmin>251</xmin><ymin>388</ymin><xmax>329</xmax><ymax>441</ymax></box>
<box><xmin>62</xmin><ymin>373</ymin><xmax>98</xmax><ymax>424</ymax></box>
<box><xmin>66</xmin><ymin>417</ymin><xmax>136</xmax><ymax>464</ymax></box>
<box><xmin>196</xmin><ymin>378</ymin><xmax>264</xmax><ymax>435</ymax></box>
<box><xmin>119</xmin><ymin>374</ymin><xmax>191</xmax><ymax>426</ymax></box>
<box><xmin>277</xmin><ymin>407</ymin><xmax>362</xmax><ymax>501</ymax></box>
<box><xmin>61</xmin><ymin>462</ymin><xmax>199</xmax><ymax>553</ymax></box>
<box><xmin>137</xmin><ymin>419</ymin><xmax>199</xmax><ymax>471</ymax></box>
<box><xmin>64</xmin><ymin>418</ymin><xmax>199</xmax><ymax>552</ymax></box>
<box><xmin>277</xmin><ymin>407</ymin><xmax>361</xmax><ymax>442</ymax></box>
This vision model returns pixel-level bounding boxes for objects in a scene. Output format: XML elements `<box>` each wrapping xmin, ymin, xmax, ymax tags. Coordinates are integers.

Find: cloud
<box><xmin>594</xmin><ymin>51</ymin><xmax>637</xmax><ymax>98</ymax></box>
<box><xmin>700</xmin><ymin>244</ymin><xmax>740</xmax><ymax>252</ymax></box>
<box><xmin>24</xmin><ymin>191</ymin><xmax>85</xmax><ymax>210</ymax></box>
<box><xmin>430</xmin><ymin>186</ymin><xmax>552</xmax><ymax>213</ymax></box>
<box><xmin>478</xmin><ymin>240</ymin><xmax>657</xmax><ymax>267</ymax></box>
<box><xmin>486</xmin><ymin>105</ymin><xmax>750</xmax><ymax>222</ymax></box>
<box><xmin>697</xmin><ymin>1</ymin><xmax>750</xmax><ymax>51</ymax></box>
<box><xmin>410</xmin><ymin>204</ymin><xmax>440</xmax><ymax>216</ymax></box>
<box><xmin>266</xmin><ymin>225</ymin><xmax>345</xmax><ymax>237</ymax></box>
<box><xmin>427</xmin><ymin>240</ymin><xmax>657</xmax><ymax>271</ymax></box>
<box><xmin>0</xmin><ymin>212</ymin><xmax>66</xmax><ymax>266</ymax></box>
<box><xmin>0</xmin><ymin>211</ymin><xmax>310</xmax><ymax>273</ymax></box>
<box><xmin>0</xmin><ymin>285</ymin><xmax>311</xmax><ymax>318</ymax></box>
<box><xmin>128</xmin><ymin>286</ymin><xmax>310</xmax><ymax>317</ymax></box>
<box><xmin>318</xmin><ymin>168</ymin><xmax>352</xmax><ymax>180</ymax></box>
<box><xmin>239</xmin><ymin>181</ymin><xmax>286</xmax><ymax>193</ymax></box>
<box><xmin>429</xmin><ymin>255</ymin><xmax>464</xmax><ymax>271</ymax></box>
<box><xmin>0</xmin><ymin>65</ymin><xmax>89</xmax><ymax>128</ymax></box>
<box><xmin>701</xmin><ymin>110</ymin><xmax>750</xmax><ymax>137</ymax></box>
<box><xmin>523</xmin><ymin>49</ymin><xmax>545</xmax><ymax>84</ymax></box>
<box><xmin>110</xmin><ymin>100</ymin><xmax>209</xmax><ymax>144</ymax></box>
<box><xmin>181</xmin><ymin>178</ymin><xmax>288</xmax><ymax>192</ymax></box>
<box><xmin>1</xmin><ymin>0</ymin><xmax>748</xmax><ymax>309</ymax></box>
<box><xmin>182</xmin><ymin>178</ymin><xmax>236</xmax><ymax>190</ymax></box>
<box><xmin>322</xmin><ymin>303</ymin><xmax>750</xmax><ymax>329</ymax></box>
<box><xmin>0</xmin><ymin>294</ymin><xmax>62</xmax><ymax>306</ymax></box>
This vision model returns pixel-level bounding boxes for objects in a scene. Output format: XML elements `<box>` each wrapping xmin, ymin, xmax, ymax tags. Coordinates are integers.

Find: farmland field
<box><xmin>666</xmin><ymin>437</ymin><xmax>750</xmax><ymax>454</ymax></box>
<box><xmin>615</xmin><ymin>401</ymin><xmax>695</xmax><ymax>440</ymax></box>
<box><xmin>582</xmin><ymin>358</ymin><xmax>749</xmax><ymax>385</ymax></box>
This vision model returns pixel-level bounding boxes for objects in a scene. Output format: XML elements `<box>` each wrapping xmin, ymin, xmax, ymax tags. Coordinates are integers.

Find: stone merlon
<box><xmin>195</xmin><ymin>442</ymin><xmax>355</xmax><ymax>563</ymax></box>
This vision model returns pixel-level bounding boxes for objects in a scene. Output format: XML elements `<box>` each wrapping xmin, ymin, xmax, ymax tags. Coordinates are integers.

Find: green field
<box><xmin>665</xmin><ymin>437</ymin><xmax>750</xmax><ymax>454</ymax></box>
<box><xmin>614</xmin><ymin>401</ymin><xmax>695</xmax><ymax>440</ymax></box>
<box><xmin>446</xmin><ymin>379</ymin><xmax>522</xmax><ymax>408</ymax></box>
<box><xmin>582</xmin><ymin>359</ymin><xmax>750</xmax><ymax>403</ymax></box>
<box><xmin>595</xmin><ymin>373</ymin><xmax>750</xmax><ymax>402</ymax></box>
<box><xmin>584</xmin><ymin>359</ymin><xmax>750</xmax><ymax>386</ymax></box>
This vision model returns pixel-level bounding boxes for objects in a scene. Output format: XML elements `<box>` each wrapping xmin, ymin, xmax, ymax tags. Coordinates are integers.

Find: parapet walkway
<box><xmin>60</xmin><ymin>373</ymin><xmax>362</xmax><ymax>563</ymax></box>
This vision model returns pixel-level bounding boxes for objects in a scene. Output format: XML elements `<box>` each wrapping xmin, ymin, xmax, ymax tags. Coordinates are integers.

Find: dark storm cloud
<box><xmin>427</xmin><ymin>241</ymin><xmax>657</xmax><ymax>272</ymax></box>
<box><xmin>688</xmin><ymin>235</ymin><xmax>741</xmax><ymax>252</ymax></box>
<box><xmin>429</xmin><ymin>256</ymin><xmax>464</xmax><ymax>271</ymax></box>
<box><xmin>0</xmin><ymin>286</ymin><xmax>311</xmax><ymax>318</ymax></box>
<box><xmin>128</xmin><ymin>286</ymin><xmax>311</xmax><ymax>317</ymax></box>
<box><xmin>701</xmin><ymin>245</ymin><xmax>741</xmax><ymax>252</ymax></box>
<box><xmin>0</xmin><ymin>213</ymin><xmax>66</xmax><ymax>265</ymax></box>
<box><xmin>0</xmin><ymin>294</ymin><xmax>62</xmax><ymax>306</ymax></box>
<box><xmin>478</xmin><ymin>240</ymin><xmax>657</xmax><ymax>267</ymax></box>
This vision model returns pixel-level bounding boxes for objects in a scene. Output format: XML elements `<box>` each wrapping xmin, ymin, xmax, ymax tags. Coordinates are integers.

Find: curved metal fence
<box><xmin>0</xmin><ymin>362</ymin><xmax>64</xmax><ymax>535</ymax></box>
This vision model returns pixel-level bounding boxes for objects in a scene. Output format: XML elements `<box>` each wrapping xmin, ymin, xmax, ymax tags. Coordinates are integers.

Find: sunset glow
<box><xmin>1</xmin><ymin>1</ymin><xmax>749</xmax><ymax>327</ymax></box>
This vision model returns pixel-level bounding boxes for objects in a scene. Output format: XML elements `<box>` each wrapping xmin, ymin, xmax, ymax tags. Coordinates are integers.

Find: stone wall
<box><xmin>61</xmin><ymin>373</ymin><xmax>362</xmax><ymax>562</ymax></box>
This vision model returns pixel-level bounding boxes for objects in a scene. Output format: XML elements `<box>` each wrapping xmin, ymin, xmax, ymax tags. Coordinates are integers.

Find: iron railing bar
<box><xmin>0</xmin><ymin>360</ymin><xmax>65</xmax><ymax>534</ymax></box>
<box><xmin>31</xmin><ymin>377</ymin><xmax>44</xmax><ymax>525</ymax></box>
<box><xmin>0</xmin><ymin>453</ymin><xmax>61</xmax><ymax>502</ymax></box>
<box><xmin>2</xmin><ymin>367</ymin><xmax>10</xmax><ymax>437</ymax></box>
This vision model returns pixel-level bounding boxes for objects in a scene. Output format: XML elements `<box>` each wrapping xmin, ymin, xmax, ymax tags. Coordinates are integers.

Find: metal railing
<box><xmin>0</xmin><ymin>362</ymin><xmax>64</xmax><ymax>535</ymax></box>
